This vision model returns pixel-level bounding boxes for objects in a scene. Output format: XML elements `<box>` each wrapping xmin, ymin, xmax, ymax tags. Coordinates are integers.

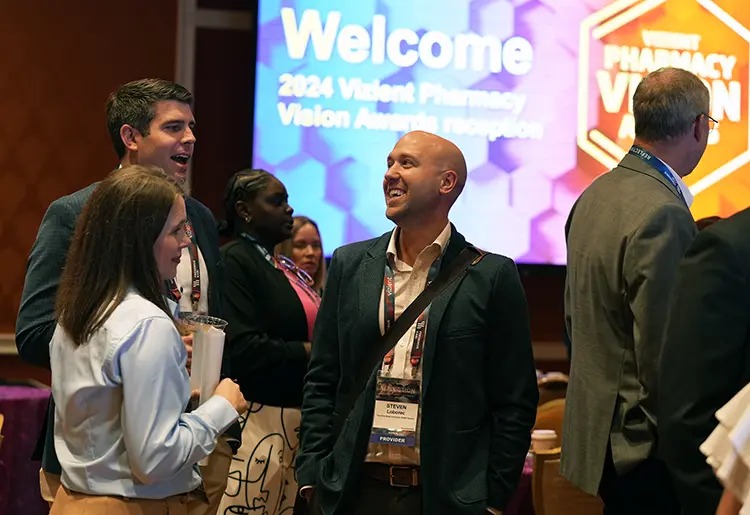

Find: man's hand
<box><xmin>182</xmin><ymin>334</ymin><xmax>193</xmax><ymax>372</ymax></box>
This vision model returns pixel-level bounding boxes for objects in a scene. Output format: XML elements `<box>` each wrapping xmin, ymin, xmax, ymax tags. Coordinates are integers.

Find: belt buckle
<box><xmin>389</xmin><ymin>465</ymin><xmax>417</xmax><ymax>488</ymax></box>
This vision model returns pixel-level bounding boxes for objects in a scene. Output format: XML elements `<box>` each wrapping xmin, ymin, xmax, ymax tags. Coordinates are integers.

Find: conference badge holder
<box><xmin>369</xmin><ymin>373</ymin><xmax>421</xmax><ymax>447</ymax></box>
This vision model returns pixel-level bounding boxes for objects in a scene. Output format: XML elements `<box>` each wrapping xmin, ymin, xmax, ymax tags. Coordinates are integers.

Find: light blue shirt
<box><xmin>50</xmin><ymin>291</ymin><xmax>238</xmax><ymax>499</ymax></box>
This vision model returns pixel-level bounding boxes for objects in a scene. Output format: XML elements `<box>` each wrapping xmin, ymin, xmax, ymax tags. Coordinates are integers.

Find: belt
<box><xmin>362</xmin><ymin>463</ymin><xmax>421</xmax><ymax>488</ymax></box>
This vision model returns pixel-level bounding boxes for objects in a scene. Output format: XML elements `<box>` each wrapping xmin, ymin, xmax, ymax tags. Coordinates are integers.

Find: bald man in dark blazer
<box><xmin>296</xmin><ymin>131</ymin><xmax>538</xmax><ymax>515</ymax></box>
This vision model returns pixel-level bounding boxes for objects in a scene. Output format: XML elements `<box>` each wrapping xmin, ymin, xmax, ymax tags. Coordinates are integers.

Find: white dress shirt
<box><xmin>365</xmin><ymin>222</ymin><xmax>451</xmax><ymax>466</ymax></box>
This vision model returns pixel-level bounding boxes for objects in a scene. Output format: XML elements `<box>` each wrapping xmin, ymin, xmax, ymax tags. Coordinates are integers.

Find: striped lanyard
<box><xmin>382</xmin><ymin>254</ymin><xmax>442</xmax><ymax>375</ymax></box>
<box><xmin>169</xmin><ymin>220</ymin><xmax>201</xmax><ymax>312</ymax></box>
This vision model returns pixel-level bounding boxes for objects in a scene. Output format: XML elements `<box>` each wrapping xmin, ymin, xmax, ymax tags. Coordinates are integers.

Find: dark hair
<box><xmin>105</xmin><ymin>79</ymin><xmax>193</xmax><ymax>159</ymax></box>
<box><xmin>56</xmin><ymin>165</ymin><xmax>182</xmax><ymax>345</ymax></box>
<box><xmin>275</xmin><ymin>215</ymin><xmax>327</xmax><ymax>291</ymax></box>
<box><xmin>218</xmin><ymin>168</ymin><xmax>274</xmax><ymax>237</ymax></box>
<box><xmin>633</xmin><ymin>67</ymin><xmax>710</xmax><ymax>143</ymax></box>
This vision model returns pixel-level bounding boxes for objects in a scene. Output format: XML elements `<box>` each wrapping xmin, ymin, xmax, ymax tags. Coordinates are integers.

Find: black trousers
<box><xmin>303</xmin><ymin>475</ymin><xmax>422</xmax><ymax>515</ymax></box>
<box><xmin>599</xmin><ymin>446</ymin><xmax>680</xmax><ymax>515</ymax></box>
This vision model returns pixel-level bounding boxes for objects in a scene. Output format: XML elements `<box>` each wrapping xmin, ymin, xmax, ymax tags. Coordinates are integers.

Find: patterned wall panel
<box><xmin>189</xmin><ymin>4</ymin><xmax>566</xmax><ymax>344</ymax></box>
<box><xmin>0</xmin><ymin>1</ymin><xmax>179</xmax><ymax>334</ymax></box>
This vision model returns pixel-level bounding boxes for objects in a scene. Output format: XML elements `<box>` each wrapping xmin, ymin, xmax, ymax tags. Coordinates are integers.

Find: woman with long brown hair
<box><xmin>50</xmin><ymin>165</ymin><xmax>247</xmax><ymax>514</ymax></box>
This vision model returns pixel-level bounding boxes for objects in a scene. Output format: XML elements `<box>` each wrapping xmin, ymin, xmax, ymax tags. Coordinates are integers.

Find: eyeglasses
<box><xmin>703</xmin><ymin>113</ymin><xmax>719</xmax><ymax>133</ymax></box>
<box><xmin>276</xmin><ymin>254</ymin><xmax>315</xmax><ymax>287</ymax></box>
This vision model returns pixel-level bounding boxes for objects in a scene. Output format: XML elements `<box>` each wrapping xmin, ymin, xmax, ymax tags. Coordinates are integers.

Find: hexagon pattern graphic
<box><xmin>253</xmin><ymin>0</ymin><xmax>748</xmax><ymax>264</ymax></box>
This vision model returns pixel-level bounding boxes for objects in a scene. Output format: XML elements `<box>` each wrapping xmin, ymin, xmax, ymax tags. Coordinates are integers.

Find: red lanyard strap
<box><xmin>169</xmin><ymin>220</ymin><xmax>201</xmax><ymax>312</ymax></box>
<box><xmin>332</xmin><ymin>246</ymin><xmax>484</xmax><ymax>440</ymax></box>
<box><xmin>185</xmin><ymin>221</ymin><xmax>201</xmax><ymax>312</ymax></box>
<box><xmin>382</xmin><ymin>254</ymin><xmax>442</xmax><ymax>371</ymax></box>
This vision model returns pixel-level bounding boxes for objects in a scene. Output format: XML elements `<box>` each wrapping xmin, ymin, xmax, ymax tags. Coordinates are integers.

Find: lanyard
<box><xmin>239</xmin><ymin>232</ymin><xmax>275</xmax><ymax>265</ymax></box>
<box><xmin>382</xmin><ymin>253</ymin><xmax>442</xmax><ymax>375</ymax></box>
<box><xmin>169</xmin><ymin>220</ymin><xmax>201</xmax><ymax>312</ymax></box>
<box><xmin>279</xmin><ymin>266</ymin><xmax>322</xmax><ymax>307</ymax></box>
<box><xmin>628</xmin><ymin>146</ymin><xmax>686</xmax><ymax>205</ymax></box>
<box><xmin>240</xmin><ymin>232</ymin><xmax>321</xmax><ymax>307</ymax></box>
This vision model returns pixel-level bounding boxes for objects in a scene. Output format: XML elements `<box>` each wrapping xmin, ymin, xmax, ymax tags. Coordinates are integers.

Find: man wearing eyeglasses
<box><xmin>562</xmin><ymin>67</ymin><xmax>709</xmax><ymax>515</ymax></box>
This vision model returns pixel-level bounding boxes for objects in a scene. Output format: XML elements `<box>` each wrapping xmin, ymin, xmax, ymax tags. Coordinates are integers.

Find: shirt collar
<box><xmin>656</xmin><ymin>156</ymin><xmax>694</xmax><ymax>207</ymax></box>
<box><xmin>125</xmin><ymin>287</ymin><xmax>179</xmax><ymax>317</ymax></box>
<box><xmin>166</xmin><ymin>296</ymin><xmax>180</xmax><ymax>317</ymax></box>
<box><xmin>386</xmin><ymin>222</ymin><xmax>452</xmax><ymax>266</ymax></box>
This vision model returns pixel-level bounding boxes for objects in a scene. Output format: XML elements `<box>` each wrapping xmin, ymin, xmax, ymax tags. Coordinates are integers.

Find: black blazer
<box><xmin>221</xmin><ymin>237</ymin><xmax>310</xmax><ymax>407</ymax></box>
<box><xmin>297</xmin><ymin>227</ymin><xmax>538</xmax><ymax>515</ymax></box>
<box><xmin>659</xmin><ymin>207</ymin><xmax>750</xmax><ymax>515</ymax></box>
<box><xmin>16</xmin><ymin>183</ymin><xmax>225</xmax><ymax>473</ymax></box>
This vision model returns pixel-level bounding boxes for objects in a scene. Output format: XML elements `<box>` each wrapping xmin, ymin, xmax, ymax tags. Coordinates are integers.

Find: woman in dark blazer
<box><xmin>218</xmin><ymin>169</ymin><xmax>321</xmax><ymax>515</ymax></box>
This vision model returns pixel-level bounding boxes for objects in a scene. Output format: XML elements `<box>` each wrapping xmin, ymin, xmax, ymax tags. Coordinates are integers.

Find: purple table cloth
<box><xmin>0</xmin><ymin>385</ymin><xmax>51</xmax><ymax>515</ymax></box>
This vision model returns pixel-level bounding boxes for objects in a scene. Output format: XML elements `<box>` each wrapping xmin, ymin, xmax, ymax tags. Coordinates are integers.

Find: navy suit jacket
<box><xmin>297</xmin><ymin>227</ymin><xmax>538</xmax><ymax>514</ymax></box>
<box><xmin>16</xmin><ymin>181</ymin><xmax>225</xmax><ymax>472</ymax></box>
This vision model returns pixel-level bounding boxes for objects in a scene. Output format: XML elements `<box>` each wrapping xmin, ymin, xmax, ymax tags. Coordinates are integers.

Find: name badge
<box><xmin>370</xmin><ymin>373</ymin><xmax>421</xmax><ymax>447</ymax></box>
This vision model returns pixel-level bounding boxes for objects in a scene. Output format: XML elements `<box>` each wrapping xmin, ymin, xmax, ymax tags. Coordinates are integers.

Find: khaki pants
<box><xmin>42</xmin><ymin>437</ymin><xmax>231</xmax><ymax>514</ymax></box>
<box><xmin>40</xmin><ymin>468</ymin><xmax>62</xmax><ymax>504</ymax></box>
<box><xmin>50</xmin><ymin>487</ymin><xmax>189</xmax><ymax>514</ymax></box>
<box><xmin>187</xmin><ymin>437</ymin><xmax>233</xmax><ymax>515</ymax></box>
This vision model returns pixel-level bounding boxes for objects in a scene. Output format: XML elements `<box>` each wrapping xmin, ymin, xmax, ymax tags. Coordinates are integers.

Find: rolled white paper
<box><xmin>189</xmin><ymin>334</ymin><xmax>203</xmax><ymax>394</ymax></box>
<box><xmin>194</xmin><ymin>324</ymin><xmax>225</xmax><ymax>405</ymax></box>
<box><xmin>189</xmin><ymin>321</ymin><xmax>226</xmax><ymax>466</ymax></box>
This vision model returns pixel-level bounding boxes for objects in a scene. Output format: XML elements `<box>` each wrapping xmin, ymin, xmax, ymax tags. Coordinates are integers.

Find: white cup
<box><xmin>531</xmin><ymin>429</ymin><xmax>558</xmax><ymax>451</ymax></box>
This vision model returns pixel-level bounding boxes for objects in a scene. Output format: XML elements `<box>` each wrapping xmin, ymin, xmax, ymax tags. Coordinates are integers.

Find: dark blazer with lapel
<box><xmin>221</xmin><ymin>237</ymin><xmax>310</xmax><ymax>407</ymax></box>
<box><xmin>297</xmin><ymin>227</ymin><xmax>538</xmax><ymax>515</ymax></box>
<box><xmin>15</xmin><ymin>182</ymin><xmax>225</xmax><ymax>473</ymax></box>
<box><xmin>659</xmin><ymin>208</ymin><xmax>750</xmax><ymax>515</ymax></box>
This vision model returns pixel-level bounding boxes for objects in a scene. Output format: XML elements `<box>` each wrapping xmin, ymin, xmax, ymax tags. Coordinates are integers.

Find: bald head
<box><xmin>384</xmin><ymin>131</ymin><xmax>468</xmax><ymax>227</ymax></box>
<box><xmin>397</xmin><ymin>131</ymin><xmax>467</xmax><ymax>201</ymax></box>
